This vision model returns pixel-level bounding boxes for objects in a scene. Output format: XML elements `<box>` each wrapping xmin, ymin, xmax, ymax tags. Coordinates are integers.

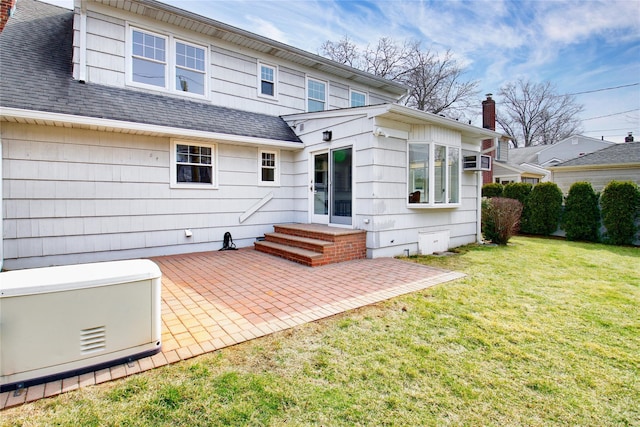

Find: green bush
<box><xmin>503</xmin><ymin>182</ymin><xmax>533</xmax><ymax>233</ymax></box>
<box><xmin>482</xmin><ymin>183</ymin><xmax>503</xmax><ymax>198</ymax></box>
<box><xmin>526</xmin><ymin>182</ymin><xmax>563</xmax><ymax>235</ymax></box>
<box><xmin>600</xmin><ymin>181</ymin><xmax>640</xmax><ymax>245</ymax></box>
<box><xmin>482</xmin><ymin>197</ymin><xmax>523</xmax><ymax>245</ymax></box>
<box><xmin>563</xmin><ymin>182</ymin><xmax>600</xmax><ymax>242</ymax></box>
<box><xmin>503</xmin><ymin>182</ymin><xmax>533</xmax><ymax>204</ymax></box>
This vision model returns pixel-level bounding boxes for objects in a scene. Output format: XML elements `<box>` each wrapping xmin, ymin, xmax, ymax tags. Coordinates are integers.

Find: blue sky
<box><xmin>42</xmin><ymin>0</ymin><xmax>639</xmax><ymax>143</ymax></box>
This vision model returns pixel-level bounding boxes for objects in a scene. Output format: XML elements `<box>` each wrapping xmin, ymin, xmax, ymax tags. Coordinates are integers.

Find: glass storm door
<box><xmin>312</xmin><ymin>152</ymin><xmax>329</xmax><ymax>224</ymax></box>
<box><xmin>311</xmin><ymin>148</ymin><xmax>352</xmax><ymax>225</ymax></box>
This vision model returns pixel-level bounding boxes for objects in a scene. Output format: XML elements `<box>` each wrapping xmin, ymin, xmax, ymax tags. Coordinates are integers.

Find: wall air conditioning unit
<box><xmin>0</xmin><ymin>259</ymin><xmax>162</xmax><ymax>392</ymax></box>
<box><xmin>463</xmin><ymin>154</ymin><xmax>492</xmax><ymax>171</ymax></box>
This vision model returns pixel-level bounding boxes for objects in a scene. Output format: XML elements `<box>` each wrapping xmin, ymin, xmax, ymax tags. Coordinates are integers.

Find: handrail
<box><xmin>239</xmin><ymin>192</ymin><xmax>274</xmax><ymax>223</ymax></box>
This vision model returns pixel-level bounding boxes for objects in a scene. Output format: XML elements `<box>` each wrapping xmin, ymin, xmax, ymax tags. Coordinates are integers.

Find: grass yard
<box><xmin>2</xmin><ymin>237</ymin><xmax>639</xmax><ymax>426</ymax></box>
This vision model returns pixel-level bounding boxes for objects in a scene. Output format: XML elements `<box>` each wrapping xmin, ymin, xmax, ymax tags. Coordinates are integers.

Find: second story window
<box><xmin>129</xmin><ymin>27</ymin><xmax>208</xmax><ymax>97</ymax></box>
<box><xmin>307</xmin><ymin>78</ymin><xmax>326</xmax><ymax>112</ymax></box>
<box><xmin>350</xmin><ymin>90</ymin><xmax>366</xmax><ymax>107</ymax></box>
<box><xmin>132</xmin><ymin>29</ymin><xmax>166</xmax><ymax>88</ymax></box>
<box><xmin>175</xmin><ymin>41</ymin><xmax>205</xmax><ymax>95</ymax></box>
<box><xmin>259</xmin><ymin>64</ymin><xmax>276</xmax><ymax>97</ymax></box>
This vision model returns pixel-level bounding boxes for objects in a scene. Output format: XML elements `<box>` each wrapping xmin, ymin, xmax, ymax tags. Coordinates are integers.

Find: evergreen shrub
<box><xmin>526</xmin><ymin>182</ymin><xmax>563</xmax><ymax>235</ymax></box>
<box><xmin>563</xmin><ymin>182</ymin><xmax>600</xmax><ymax>242</ymax></box>
<box><xmin>600</xmin><ymin>181</ymin><xmax>640</xmax><ymax>245</ymax></box>
<box><xmin>482</xmin><ymin>183</ymin><xmax>503</xmax><ymax>198</ymax></box>
<box><xmin>503</xmin><ymin>182</ymin><xmax>533</xmax><ymax>233</ymax></box>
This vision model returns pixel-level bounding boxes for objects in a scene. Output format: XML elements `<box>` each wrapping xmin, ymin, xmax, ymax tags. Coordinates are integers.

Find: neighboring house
<box><xmin>548</xmin><ymin>142</ymin><xmax>640</xmax><ymax>194</ymax></box>
<box><xmin>493</xmin><ymin>135</ymin><xmax>615</xmax><ymax>185</ymax></box>
<box><xmin>0</xmin><ymin>0</ymin><xmax>502</xmax><ymax>270</ymax></box>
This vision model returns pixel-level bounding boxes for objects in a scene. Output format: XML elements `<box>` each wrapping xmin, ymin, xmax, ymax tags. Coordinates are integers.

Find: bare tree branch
<box><xmin>497</xmin><ymin>79</ymin><xmax>584</xmax><ymax>147</ymax></box>
<box><xmin>319</xmin><ymin>37</ymin><xmax>479</xmax><ymax>118</ymax></box>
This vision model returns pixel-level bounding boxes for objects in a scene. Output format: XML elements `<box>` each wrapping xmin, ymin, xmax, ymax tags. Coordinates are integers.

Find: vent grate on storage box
<box><xmin>80</xmin><ymin>326</ymin><xmax>107</xmax><ymax>354</ymax></box>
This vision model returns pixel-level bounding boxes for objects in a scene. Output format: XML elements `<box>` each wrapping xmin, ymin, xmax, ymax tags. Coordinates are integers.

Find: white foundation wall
<box><xmin>2</xmin><ymin>123</ymin><xmax>301</xmax><ymax>269</ymax></box>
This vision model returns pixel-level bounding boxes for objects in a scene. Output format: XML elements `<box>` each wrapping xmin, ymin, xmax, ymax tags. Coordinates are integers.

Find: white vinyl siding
<box><xmin>74</xmin><ymin>5</ymin><xmax>403</xmax><ymax>114</ymax></box>
<box><xmin>1</xmin><ymin>123</ymin><xmax>301</xmax><ymax>269</ymax></box>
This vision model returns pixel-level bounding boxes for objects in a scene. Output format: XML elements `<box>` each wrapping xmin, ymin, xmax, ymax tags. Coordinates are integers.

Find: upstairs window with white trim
<box><xmin>259</xmin><ymin>149</ymin><xmax>280</xmax><ymax>186</ymax></box>
<box><xmin>350</xmin><ymin>89</ymin><xmax>366</xmax><ymax>107</ymax></box>
<box><xmin>129</xmin><ymin>27</ymin><xmax>208</xmax><ymax>97</ymax></box>
<box><xmin>408</xmin><ymin>143</ymin><xmax>460</xmax><ymax>206</ymax></box>
<box><xmin>259</xmin><ymin>63</ymin><xmax>277</xmax><ymax>98</ymax></box>
<box><xmin>175</xmin><ymin>41</ymin><xmax>206</xmax><ymax>95</ymax></box>
<box><xmin>307</xmin><ymin>78</ymin><xmax>326</xmax><ymax>112</ymax></box>
<box><xmin>132</xmin><ymin>29</ymin><xmax>167</xmax><ymax>88</ymax></box>
<box><xmin>171</xmin><ymin>141</ymin><xmax>216</xmax><ymax>188</ymax></box>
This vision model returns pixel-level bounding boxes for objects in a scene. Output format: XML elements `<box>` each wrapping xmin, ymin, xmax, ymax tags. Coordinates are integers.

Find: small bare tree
<box><xmin>497</xmin><ymin>79</ymin><xmax>583</xmax><ymax>147</ymax></box>
<box><xmin>320</xmin><ymin>36</ymin><xmax>479</xmax><ymax>118</ymax></box>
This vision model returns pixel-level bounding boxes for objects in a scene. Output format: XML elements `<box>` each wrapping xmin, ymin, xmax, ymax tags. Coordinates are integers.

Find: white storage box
<box><xmin>418</xmin><ymin>230</ymin><xmax>450</xmax><ymax>255</ymax></box>
<box><xmin>0</xmin><ymin>259</ymin><xmax>162</xmax><ymax>391</ymax></box>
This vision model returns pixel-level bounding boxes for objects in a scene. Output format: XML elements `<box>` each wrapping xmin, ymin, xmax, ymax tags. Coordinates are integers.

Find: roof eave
<box><xmin>1</xmin><ymin>107</ymin><xmax>303</xmax><ymax>149</ymax></box>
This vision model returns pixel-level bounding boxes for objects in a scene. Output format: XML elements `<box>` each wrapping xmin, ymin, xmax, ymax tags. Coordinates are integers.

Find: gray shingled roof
<box><xmin>555</xmin><ymin>142</ymin><xmax>640</xmax><ymax>167</ymax></box>
<box><xmin>0</xmin><ymin>0</ymin><xmax>301</xmax><ymax>143</ymax></box>
<box><xmin>506</xmin><ymin>146</ymin><xmax>544</xmax><ymax>165</ymax></box>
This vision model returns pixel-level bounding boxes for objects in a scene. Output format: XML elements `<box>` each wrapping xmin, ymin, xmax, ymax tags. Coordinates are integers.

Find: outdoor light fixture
<box><xmin>322</xmin><ymin>130</ymin><xmax>332</xmax><ymax>141</ymax></box>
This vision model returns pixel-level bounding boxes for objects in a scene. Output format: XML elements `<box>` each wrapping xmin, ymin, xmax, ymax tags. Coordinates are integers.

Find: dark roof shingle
<box><xmin>555</xmin><ymin>142</ymin><xmax>640</xmax><ymax>167</ymax></box>
<box><xmin>0</xmin><ymin>0</ymin><xmax>301</xmax><ymax>143</ymax></box>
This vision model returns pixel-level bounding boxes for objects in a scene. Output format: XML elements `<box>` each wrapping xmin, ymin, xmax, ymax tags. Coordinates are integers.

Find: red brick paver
<box><xmin>0</xmin><ymin>248</ymin><xmax>463</xmax><ymax>410</ymax></box>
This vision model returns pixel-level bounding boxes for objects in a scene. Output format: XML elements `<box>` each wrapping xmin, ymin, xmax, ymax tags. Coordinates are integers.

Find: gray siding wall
<box><xmin>2</xmin><ymin>123</ymin><xmax>300</xmax><ymax>269</ymax></box>
<box><xmin>74</xmin><ymin>4</ymin><xmax>399</xmax><ymax>117</ymax></box>
<box><xmin>552</xmin><ymin>168</ymin><xmax>640</xmax><ymax>194</ymax></box>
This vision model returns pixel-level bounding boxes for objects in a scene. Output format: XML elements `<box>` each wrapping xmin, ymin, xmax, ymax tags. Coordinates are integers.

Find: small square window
<box><xmin>259</xmin><ymin>150</ymin><xmax>279</xmax><ymax>186</ymax></box>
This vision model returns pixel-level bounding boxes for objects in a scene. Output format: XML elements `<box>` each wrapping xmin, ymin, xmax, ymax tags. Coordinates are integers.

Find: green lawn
<box><xmin>3</xmin><ymin>237</ymin><xmax>639</xmax><ymax>426</ymax></box>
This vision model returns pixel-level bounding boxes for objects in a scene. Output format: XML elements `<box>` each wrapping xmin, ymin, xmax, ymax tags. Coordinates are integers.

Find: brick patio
<box><xmin>1</xmin><ymin>248</ymin><xmax>464</xmax><ymax>410</ymax></box>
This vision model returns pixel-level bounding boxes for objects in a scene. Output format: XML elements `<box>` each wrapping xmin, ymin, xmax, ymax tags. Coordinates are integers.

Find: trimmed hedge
<box><xmin>482</xmin><ymin>183</ymin><xmax>504</xmax><ymax>198</ymax></box>
<box><xmin>527</xmin><ymin>182</ymin><xmax>563</xmax><ymax>235</ymax></box>
<box><xmin>600</xmin><ymin>181</ymin><xmax>640</xmax><ymax>245</ymax></box>
<box><xmin>503</xmin><ymin>182</ymin><xmax>533</xmax><ymax>204</ymax></box>
<box><xmin>563</xmin><ymin>182</ymin><xmax>600</xmax><ymax>242</ymax></box>
<box><xmin>482</xmin><ymin>197</ymin><xmax>523</xmax><ymax>245</ymax></box>
<box><xmin>503</xmin><ymin>182</ymin><xmax>533</xmax><ymax>233</ymax></box>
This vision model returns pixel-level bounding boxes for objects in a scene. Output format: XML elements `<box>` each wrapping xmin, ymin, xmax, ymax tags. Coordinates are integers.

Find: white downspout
<box><xmin>476</xmin><ymin>170</ymin><xmax>483</xmax><ymax>243</ymax></box>
<box><xmin>1</xmin><ymin>137</ymin><xmax>4</xmax><ymax>270</ymax></box>
<box><xmin>77</xmin><ymin>0</ymin><xmax>87</xmax><ymax>82</ymax></box>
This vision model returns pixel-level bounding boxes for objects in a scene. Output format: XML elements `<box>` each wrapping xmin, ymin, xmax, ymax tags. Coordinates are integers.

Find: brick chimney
<box><xmin>481</xmin><ymin>94</ymin><xmax>496</xmax><ymax>184</ymax></box>
<box><xmin>0</xmin><ymin>0</ymin><xmax>17</xmax><ymax>33</ymax></box>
